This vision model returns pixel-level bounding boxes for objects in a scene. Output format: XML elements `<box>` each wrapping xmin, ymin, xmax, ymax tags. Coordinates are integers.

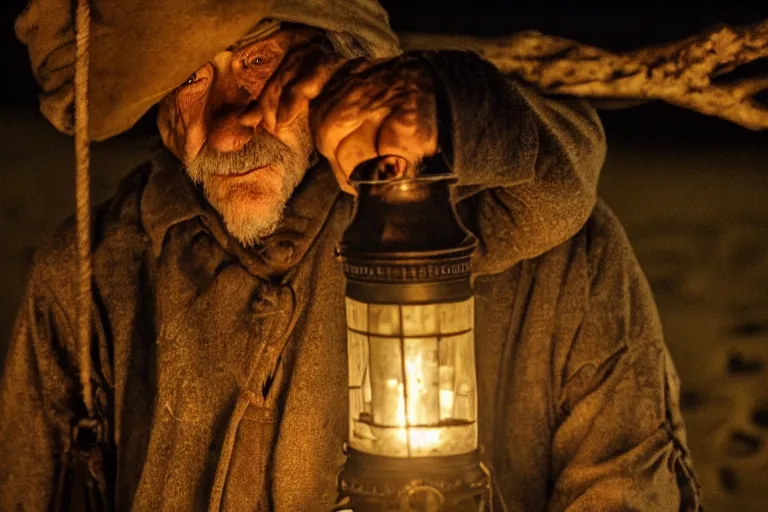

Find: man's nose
<box><xmin>239</xmin><ymin>100</ymin><xmax>265</xmax><ymax>133</ymax></box>
<box><xmin>206</xmin><ymin>93</ymin><xmax>263</xmax><ymax>154</ymax></box>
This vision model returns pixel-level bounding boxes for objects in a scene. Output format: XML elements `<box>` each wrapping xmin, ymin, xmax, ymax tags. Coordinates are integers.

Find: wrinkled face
<box><xmin>157</xmin><ymin>27</ymin><xmax>316</xmax><ymax>246</ymax></box>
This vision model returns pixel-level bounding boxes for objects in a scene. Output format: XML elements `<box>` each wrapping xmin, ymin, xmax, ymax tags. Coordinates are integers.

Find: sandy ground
<box><xmin>1</xmin><ymin>108</ymin><xmax>767</xmax><ymax>509</ymax></box>
<box><xmin>599</xmin><ymin>140</ymin><xmax>768</xmax><ymax>510</ymax></box>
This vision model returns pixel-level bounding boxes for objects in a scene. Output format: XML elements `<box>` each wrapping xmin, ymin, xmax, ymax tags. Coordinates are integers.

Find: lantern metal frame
<box><xmin>335</xmin><ymin>157</ymin><xmax>492</xmax><ymax>511</ymax></box>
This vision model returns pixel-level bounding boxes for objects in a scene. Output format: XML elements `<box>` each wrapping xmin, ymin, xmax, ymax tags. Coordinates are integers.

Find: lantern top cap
<box><xmin>338</xmin><ymin>152</ymin><xmax>476</xmax><ymax>264</ymax></box>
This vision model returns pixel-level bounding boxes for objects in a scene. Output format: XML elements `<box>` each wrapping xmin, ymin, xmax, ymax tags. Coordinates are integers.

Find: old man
<box><xmin>1</xmin><ymin>0</ymin><xmax>700</xmax><ymax>510</ymax></box>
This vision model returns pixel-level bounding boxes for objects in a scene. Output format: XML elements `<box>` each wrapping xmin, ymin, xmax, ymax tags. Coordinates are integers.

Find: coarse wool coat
<box><xmin>0</xmin><ymin>52</ymin><xmax>701</xmax><ymax>510</ymax></box>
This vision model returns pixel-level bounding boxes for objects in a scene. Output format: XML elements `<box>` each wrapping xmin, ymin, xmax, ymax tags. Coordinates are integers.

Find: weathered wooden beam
<box><xmin>399</xmin><ymin>20</ymin><xmax>768</xmax><ymax>130</ymax></box>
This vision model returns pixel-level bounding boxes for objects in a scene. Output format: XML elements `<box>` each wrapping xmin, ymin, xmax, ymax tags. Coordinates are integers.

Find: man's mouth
<box><xmin>213</xmin><ymin>165</ymin><xmax>270</xmax><ymax>180</ymax></box>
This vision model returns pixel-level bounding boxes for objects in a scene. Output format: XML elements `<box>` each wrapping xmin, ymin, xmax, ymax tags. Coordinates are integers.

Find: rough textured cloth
<box><xmin>0</xmin><ymin>51</ymin><xmax>700</xmax><ymax>510</ymax></box>
<box><xmin>14</xmin><ymin>0</ymin><xmax>399</xmax><ymax>140</ymax></box>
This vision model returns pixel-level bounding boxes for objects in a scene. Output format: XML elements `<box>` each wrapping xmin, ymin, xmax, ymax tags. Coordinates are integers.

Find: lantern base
<box><xmin>336</xmin><ymin>448</ymin><xmax>491</xmax><ymax>511</ymax></box>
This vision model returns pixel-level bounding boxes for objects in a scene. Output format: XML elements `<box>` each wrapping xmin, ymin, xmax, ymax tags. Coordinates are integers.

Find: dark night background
<box><xmin>1</xmin><ymin>1</ymin><xmax>767</xmax><ymax>509</ymax></box>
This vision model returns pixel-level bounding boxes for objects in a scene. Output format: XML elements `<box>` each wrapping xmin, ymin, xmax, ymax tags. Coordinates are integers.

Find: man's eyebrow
<box><xmin>226</xmin><ymin>19</ymin><xmax>282</xmax><ymax>52</ymax></box>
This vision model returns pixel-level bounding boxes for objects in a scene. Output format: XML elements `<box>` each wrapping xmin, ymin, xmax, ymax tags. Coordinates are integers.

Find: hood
<box><xmin>15</xmin><ymin>0</ymin><xmax>400</xmax><ymax>141</ymax></box>
<box><xmin>269</xmin><ymin>0</ymin><xmax>399</xmax><ymax>59</ymax></box>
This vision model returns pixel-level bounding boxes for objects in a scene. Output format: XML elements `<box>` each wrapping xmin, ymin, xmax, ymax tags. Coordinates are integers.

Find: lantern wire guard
<box><xmin>336</xmin><ymin>155</ymin><xmax>492</xmax><ymax>511</ymax></box>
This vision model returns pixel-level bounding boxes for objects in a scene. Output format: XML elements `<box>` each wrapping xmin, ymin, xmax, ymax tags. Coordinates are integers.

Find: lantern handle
<box><xmin>349</xmin><ymin>153</ymin><xmax>452</xmax><ymax>184</ymax></box>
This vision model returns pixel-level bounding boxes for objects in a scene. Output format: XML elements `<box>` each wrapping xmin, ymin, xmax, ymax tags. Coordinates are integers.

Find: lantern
<box><xmin>336</xmin><ymin>155</ymin><xmax>492</xmax><ymax>511</ymax></box>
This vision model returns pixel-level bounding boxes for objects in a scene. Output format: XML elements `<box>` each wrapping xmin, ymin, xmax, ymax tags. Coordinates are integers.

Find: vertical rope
<box><xmin>74</xmin><ymin>0</ymin><xmax>94</xmax><ymax>417</ymax></box>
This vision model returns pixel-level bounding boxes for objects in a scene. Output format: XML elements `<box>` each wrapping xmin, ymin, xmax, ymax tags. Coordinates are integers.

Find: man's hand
<box><xmin>246</xmin><ymin>41</ymin><xmax>439</xmax><ymax>195</ymax></box>
<box><xmin>241</xmin><ymin>34</ymin><xmax>348</xmax><ymax>145</ymax></box>
<box><xmin>310</xmin><ymin>56</ymin><xmax>439</xmax><ymax>194</ymax></box>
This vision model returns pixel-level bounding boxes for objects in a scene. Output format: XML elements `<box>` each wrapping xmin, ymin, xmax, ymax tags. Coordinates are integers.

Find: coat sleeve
<box><xmin>0</xmin><ymin>256</ymin><xmax>79</xmax><ymax>510</ymax></box>
<box><xmin>415</xmin><ymin>50</ymin><xmax>606</xmax><ymax>275</ymax></box>
<box><xmin>547</xmin><ymin>204</ymin><xmax>702</xmax><ymax>511</ymax></box>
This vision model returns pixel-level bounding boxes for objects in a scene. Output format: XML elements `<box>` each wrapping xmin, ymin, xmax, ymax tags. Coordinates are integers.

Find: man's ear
<box><xmin>157</xmin><ymin>94</ymin><xmax>186</xmax><ymax>162</ymax></box>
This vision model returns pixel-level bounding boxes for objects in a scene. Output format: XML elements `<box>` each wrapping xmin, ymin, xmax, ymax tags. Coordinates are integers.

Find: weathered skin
<box><xmin>1</xmin><ymin>22</ymin><xmax>701</xmax><ymax>512</ymax></box>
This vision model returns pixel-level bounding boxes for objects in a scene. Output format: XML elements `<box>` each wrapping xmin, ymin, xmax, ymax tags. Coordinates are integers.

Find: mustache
<box><xmin>186</xmin><ymin>128</ymin><xmax>294</xmax><ymax>182</ymax></box>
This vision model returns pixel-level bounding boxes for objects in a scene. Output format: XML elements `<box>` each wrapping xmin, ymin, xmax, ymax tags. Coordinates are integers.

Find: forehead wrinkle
<box><xmin>232</xmin><ymin>38</ymin><xmax>284</xmax><ymax>61</ymax></box>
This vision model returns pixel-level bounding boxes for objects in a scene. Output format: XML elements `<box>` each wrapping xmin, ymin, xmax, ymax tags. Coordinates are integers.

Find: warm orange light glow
<box><xmin>346</xmin><ymin>297</ymin><xmax>478</xmax><ymax>457</ymax></box>
<box><xmin>391</xmin><ymin>354</ymin><xmax>445</xmax><ymax>451</ymax></box>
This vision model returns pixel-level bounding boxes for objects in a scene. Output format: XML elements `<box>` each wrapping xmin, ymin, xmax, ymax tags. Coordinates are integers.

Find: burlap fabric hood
<box><xmin>14</xmin><ymin>0</ymin><xmax>400</xmax><ymax>141</ymax></box>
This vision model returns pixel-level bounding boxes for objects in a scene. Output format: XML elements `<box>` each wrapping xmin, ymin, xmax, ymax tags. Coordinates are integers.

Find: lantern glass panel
<box><xmin>441</xmin><ymin>332</ymin><xmax>476</xmax><ymax>422</ymax></box>
<box><xmin>368</xmin><ymin>304</ymin><xmax>400</xmax><ymax>335</ymax></box>
<box><xmin>401</xmin><ymin>304</ymin><xmax>438</xmax><ymax>335</ymax></box>
<box><xmin>347</xmin><ymin>330</ymin><xmax>369</xmax><ymax>425</ymax></box>
<box><xmin>346</xmin><ymin>297</ymin><xmax>369</xmax><ymax>331</ymax></box>
<box><xmin>369</xmin><ymin>335</ymin><xmax>404</xmax><ymax>427</ymax></box>
<box><xmin>346</xmin><ymin>297</ymin><xmax>478</xmax><ymax>458</ymax></box>
<box><xmin>403</xmin><ymin>337</ymin><xmax>440</xmax><ymax>426</ymax></box>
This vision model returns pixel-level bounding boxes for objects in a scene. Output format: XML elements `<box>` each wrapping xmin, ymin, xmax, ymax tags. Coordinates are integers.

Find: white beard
<box><xmin>186</xmin><ymin>123</ymin><xmax>312</xmax><ymax>246</ymax></box>
<box><xmin>206</xmin><ymin>170</ymin><xmax>293</xmax><ymax>247</ymax></box>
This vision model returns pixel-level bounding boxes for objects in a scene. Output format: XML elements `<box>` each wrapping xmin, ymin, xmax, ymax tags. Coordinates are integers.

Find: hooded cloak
<box><xmin>14</xmin><ymin>0</ymin><xmax>399</xmax><ymax>140</ymax></box>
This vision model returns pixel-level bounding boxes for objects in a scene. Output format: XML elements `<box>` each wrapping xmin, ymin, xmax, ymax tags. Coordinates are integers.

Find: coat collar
<box><xmin>140</xmin><ymin>146</ymin><xmax>342</xmax><ymax>280</ymax></box>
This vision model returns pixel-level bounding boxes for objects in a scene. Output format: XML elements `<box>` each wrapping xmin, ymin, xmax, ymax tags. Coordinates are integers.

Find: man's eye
<box><xmin>244</xmin><ymin>56</ymin><xmax>264</xmax><ymax>69</ymax></box>
<box><xmin>184</xmin><ymin>73</ymin><xmax>198</xmax><ymax>86</ymax></box>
